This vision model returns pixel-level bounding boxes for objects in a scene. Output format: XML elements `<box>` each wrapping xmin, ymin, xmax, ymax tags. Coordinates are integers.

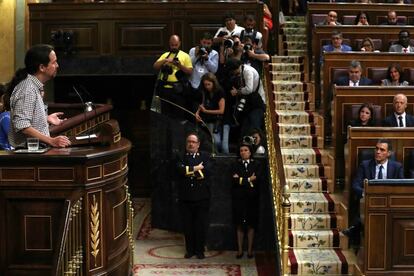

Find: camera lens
<box><xmin>224</xmin><ymin>39</ymin><xmax>234</xmax><ymax>48</ymax></box>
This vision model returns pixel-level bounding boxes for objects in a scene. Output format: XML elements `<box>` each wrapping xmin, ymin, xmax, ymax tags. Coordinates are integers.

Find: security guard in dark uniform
<box><xmin>176</xmin><ymin>132</ymin><xmax>211</xmax><ymax>259</ymax></box>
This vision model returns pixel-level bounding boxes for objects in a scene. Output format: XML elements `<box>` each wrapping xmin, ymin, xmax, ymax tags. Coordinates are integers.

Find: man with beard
<box><xmin>154</xmin><ymin>35</ymin><xmax>193</xmax><ymax>119</ymax></box>
<box><xmin>189</xmin><ymin>32</ymin><xmax>219</xmax><ymax>111</ymax></box>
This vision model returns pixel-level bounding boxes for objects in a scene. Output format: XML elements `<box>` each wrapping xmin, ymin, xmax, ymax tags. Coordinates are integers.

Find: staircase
<box><xmin>271</xmin><ymin>16</ymin><xmax>358</xmax><ymax>275</ymax></box>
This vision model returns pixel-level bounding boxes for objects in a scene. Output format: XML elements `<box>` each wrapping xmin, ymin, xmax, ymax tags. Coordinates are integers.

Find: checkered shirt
<box><xmin>9</xmin><ymin>74</ymin><xmax>49</xmax><ymax>148</ymax></box>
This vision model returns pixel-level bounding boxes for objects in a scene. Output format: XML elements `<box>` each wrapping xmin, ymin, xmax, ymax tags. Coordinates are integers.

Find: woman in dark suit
<box><xmin>232</xmin><ymin>143</ymin><xmax>261</xmax><ymax>259</ymax></box>
<box><xmin>348</xmin><ymin>103</ymin><xmax>376</xmax><ymax>127</ymax></box>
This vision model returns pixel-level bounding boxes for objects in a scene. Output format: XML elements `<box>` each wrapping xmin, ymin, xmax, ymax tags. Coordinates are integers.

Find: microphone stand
<box><xmin>153</xmin><ymin>95</ymin><xmax>216</xmax><ymax>156</ymax></box>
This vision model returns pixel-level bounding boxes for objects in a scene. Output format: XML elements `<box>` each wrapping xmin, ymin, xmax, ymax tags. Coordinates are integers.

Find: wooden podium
<box><xmin>0</xmin><ymin>104</ymin><xmax>133</xmax><ymax>276</ymax></box>
<box><xmin>361</xmin><ymin>179</ymin><xmax>414</xmax><ymax>275</ymax></box>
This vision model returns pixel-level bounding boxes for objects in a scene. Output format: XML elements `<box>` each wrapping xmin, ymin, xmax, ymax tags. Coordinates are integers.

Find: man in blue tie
<box><xmin>344</xmin><ymin>139</ymin><xmax>404</xmax><ymax>244</ymax></box>
<box><xmin>352</xmin><ymin>139</ymin><xmax>404</xmax><ymax>198</ymax></box>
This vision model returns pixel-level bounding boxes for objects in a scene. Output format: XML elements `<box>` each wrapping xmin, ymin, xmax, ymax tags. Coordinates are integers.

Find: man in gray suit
<box><xmin>389</xmin><ymin>30</ymin><xmax>414</xmax><ymax>53</ymax></box>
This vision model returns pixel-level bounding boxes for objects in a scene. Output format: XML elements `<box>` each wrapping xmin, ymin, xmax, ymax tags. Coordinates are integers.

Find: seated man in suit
<box><xmin>352</xmin><ymin>139</ymin><xmax>404</xmax><ymax>198</ymax></box>
<box><xmin>321</xmin><ymin>31</ymin><xmax>352</xmax><ymax>63</ymax></box>
<box><xmin>383</xmin><ymin>93</ymin><xmax>414</xmax><ymax>127</ymax></box>
<box><xmin>381</xmin><ymin>10</ymin><xmax>402</xmax><ymax>26</ymax></box>
<box><xmin>335</xmin><ymin>60</ymin><xmax>373</xmax><ymax>86</ymax></box>
<box><xmin>389</xmin><ymin>30</ymin><xmax>414</xmax><ymax>53</ymax></box>
<box><xmin>319</xmin><ymin>11</ymin><xmax>342</xmax><ymax>26</ymax></box>
<box><xmin>345</xmin><ymin>139</ymin><xmax>404</xmax><ymax>244</ymax></box>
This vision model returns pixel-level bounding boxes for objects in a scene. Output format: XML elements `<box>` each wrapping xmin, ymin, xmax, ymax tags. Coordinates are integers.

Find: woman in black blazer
<box><xmin>232</xmin><ymin>143</ymin><xmax>261</xmax><ymax>259</ymax></box>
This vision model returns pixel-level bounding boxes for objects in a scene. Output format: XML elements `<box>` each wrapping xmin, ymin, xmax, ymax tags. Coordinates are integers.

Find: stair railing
<box><xmin>53</xmin><ymin>198</ymin><xmax>84</xmax><ymax>276</ymax></box>
<box><xmin>263</xmin><ymin>62</ymin><xmax>291</xmax><ymax>275</ymax></box>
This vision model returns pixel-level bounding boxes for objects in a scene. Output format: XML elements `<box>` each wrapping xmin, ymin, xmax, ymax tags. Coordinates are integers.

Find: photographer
<box><xmin>243</xmin><ymin>128</ymin><xmax>266</xmax><ymax>156</ymax></box>
<box><xmin>153</xmin><ymin>35</ymin><xmax>193</xmax><ymax>119</ymax></box>
<box><xmin>240</xmin><ymin>36</ymin><xmax>270</xmax><ymax>76</ymax></box>
<box><xmin>213</xmin><ymin>12</ymin><xmax>245</xmax><ymax>46</ymax></box>
<box><xmin>189</xmin><ymin>32</ymin><xmax>219</xmax><ymax>111</ymax></box>
<box><xmin>226</xmin><ymin>58</ymin><xmax>265</xmax><ymax>137</ymax></box>
<box><xmin>195</xmin><ymin>73</ymin><xmax>225</xmax><ymax>152</ymax></box>
<box><xmin>240</xmin><ymin>14</ymin><xmax>263</xmax><ymax>49</ymax></box>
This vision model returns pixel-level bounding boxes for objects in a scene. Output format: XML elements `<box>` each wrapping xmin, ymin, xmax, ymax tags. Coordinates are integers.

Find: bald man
<box><xmin>383</xmin><ymin>93</ymin><xmax>414</xmax><ymax>127</ymax></box>
<box><xmin>154</xmin><ymin>35</ymin><xmax>193</xmax><ymax>119</ymax></box>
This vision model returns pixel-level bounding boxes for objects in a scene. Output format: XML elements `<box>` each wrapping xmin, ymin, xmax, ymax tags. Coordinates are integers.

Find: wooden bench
<box><xmin>322</xmin><ymin>52</ymin><xmax>414</xmax><ymax>116</ymax></box>
<box><xmin>307</xmin><ymin>2</ymin><xmax>414</xmax><ymax>26</ymax></box>
<box><xmin>345</xmin><ymin>127</ymin><xmax>414</xmax><ymax>206</ymax></box>
<box><xmin>312</xmin><ymin>26</ymin><xmax>414</xmax><ymax>107</ymax></box>
<box><xmin>332</xmin><ymin>86</ymin><xmax>414</xmax><ymax>182</ymax></box>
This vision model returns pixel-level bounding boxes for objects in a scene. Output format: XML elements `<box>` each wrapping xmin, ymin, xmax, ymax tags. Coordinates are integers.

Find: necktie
<box><xmin>404</xmin><ymin>48</ymin><xmax>408</xmax><ymax>53</ymax></box>
<box><xmin>352</xmin><ymin>81</ymin><xmax>357</xmax><ymax>86</ymax></box>
<box><xmin>378</xmin><ymin>165</ymin><xmax>383</xmax><ymax>179</ymax></box>
<box><xmin>398</xmin><ymin>115</ymin><xmax>404</xmax><ymax>127</ymax></box>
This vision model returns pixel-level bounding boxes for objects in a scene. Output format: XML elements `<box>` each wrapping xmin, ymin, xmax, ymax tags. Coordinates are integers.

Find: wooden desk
<box><xmin>0</xmin><ymin>138</ymin><xmax>132</xmax><ymax>276</ymax></box>
<box><xmin>313</xmin><ymin>26</ymin><xmax>414</xmax><ymax>106</ymax></box>
<box><xmin>346</xmin><ymin>127</ymin><xmax>414</xmax><ymax>206</ymax></box>
<box><xmin>323</xmin><ymin>52</ymin><xmax>414</xmax><ymax>114</ymax></box>
<box><xmin>362</xmin><ymin>179</ymin><xmax>414</xmax><ymax>275</ymax></box>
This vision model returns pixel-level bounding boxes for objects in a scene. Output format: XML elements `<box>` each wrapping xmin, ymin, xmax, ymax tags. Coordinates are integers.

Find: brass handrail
<box><xmin>263</xmin><ymin>63</ymin><xmax>290</xmax><ymax>275</ymax></box>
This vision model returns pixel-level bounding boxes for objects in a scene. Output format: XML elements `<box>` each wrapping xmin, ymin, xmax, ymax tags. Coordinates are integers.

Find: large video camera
<box><xmin>242</xmin><ymin>135</ymin><xmax>256</xmax><ymax>145</ymax></box>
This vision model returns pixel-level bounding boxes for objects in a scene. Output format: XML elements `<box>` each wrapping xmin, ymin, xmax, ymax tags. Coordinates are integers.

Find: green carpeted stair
<box><xmin>272</xmin><ymin>15</ymin><xmax>358</xmax><ymax>275</ymax></box>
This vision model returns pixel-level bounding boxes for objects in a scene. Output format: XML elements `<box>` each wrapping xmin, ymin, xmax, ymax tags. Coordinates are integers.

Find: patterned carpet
<box><xmin>273</xmin><ymin>16</ymin><xmax>355</xmax><ymax>275</ymax></box>
<box><xmin>132</xmin><ymin>198</ymin><xmax>259</xmax><ymax>276</ymax></box>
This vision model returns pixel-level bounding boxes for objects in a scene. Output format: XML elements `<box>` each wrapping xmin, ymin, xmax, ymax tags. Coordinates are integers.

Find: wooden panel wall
<box><xmin>29</xmin><ymin>1</ymin><xmax>263</xmax><ymax>57</ymax></box>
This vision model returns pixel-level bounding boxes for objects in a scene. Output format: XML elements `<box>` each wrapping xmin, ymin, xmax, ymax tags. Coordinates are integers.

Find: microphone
<box><xmin>78</xmin><ymin>84</ymin><xmax>96</xmax><ymax>112</ymax></box>
<box><xmin>72</xmin><ymin>85</ymin><xmax>92</xmax><ymax>144</ymax></box>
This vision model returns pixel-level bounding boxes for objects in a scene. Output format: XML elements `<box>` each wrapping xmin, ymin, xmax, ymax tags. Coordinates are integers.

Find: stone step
<box><xmin>289</xmin><ymin>193</ymin><xmax>335</xmax><ymax>214</ymax></box>
<box><xmin>282</xmin><ymin>28</ymin><xmax>306</xmax><ymax>35</ymax></box>
<box><xmin>286</xmin><ymin>178</ymin><xmax>327</xmax><ymax>193</ymax></box>
<box><xmin>284</xmin><ymin>41</ymin><xmax>307</xmax><ymax>50</ymax></box>
<box><xmin>281</xmin><ymin>148</ymin><xmax>319</xmax><ymax>165</ymax></box>
<box><xmin>273</xmin><ymin>92</ymin><xmax>304</xmax><ymax>102</ymax></box>
<box><xmin>275</xmin><ymin>111</ymin><xmax>310</xmax><ymax>124</ymax></box>
<box><xmin>285</xmin><ymin>34</ymin><xmax>307</xmax><ymax>42</ymax></box>
<box><xmin>272</xmin><ymin>81</ymin><xmax>303</xmax><ymax>92</ymax></box>
<box><xmin>284</xmin><ymin>164</ymin><xmax>321</xmax><ymax>179</ymax></box>
<box><xmin>284</xmin><ymin>16</ymin><xmax>306</xmax><ymax>22</ymax></box>
<box><xmin>270</xmin><ymin>63</ymin><xmax>302</xmax><ymax>72</ymax></box>
<box><xmin>279</xmin><ymin>135</ymin><xmax>314</xmax><ymax>149</ymax></box>
<box><xmin>277</xmin><ymin>123</ymin><xmax>313</xmax><ymax>136</ymax></box>
<box><xmin>275</xmin><ymin>101</ymin><xmax>306</xmax><ymax>111</ymax></box>
<box><xmin>285</xmin><ymin>49</ymin><xmax>307</xmax><ymax>57</ymax></box>
<box><xmin>271</xmin><ymin>56</ymin><xmax>302</xmax><ymax>63</ymax></box>
<box><xmin>271</xmin><ymin>71</ymin><xmax>302</xmax><ymax>82</ymax></box>
<box><xmin>290</xmin><ymin>214</ymin><xmax>337</xmax><ymax>231</ymax></box>
<box><xmin>289</xmin><ymin>229</ymin><xmax>342</xmax><ymax>249</ymax></box>
<box><xmin>288</xmin><ymin>248</ymin><xmax>351</xmax><ymax>275</ymax></box>
<box><xmin>284</xmin><ymin>21</ymin><xmax>306</xmax><ymax>28</ymax></box>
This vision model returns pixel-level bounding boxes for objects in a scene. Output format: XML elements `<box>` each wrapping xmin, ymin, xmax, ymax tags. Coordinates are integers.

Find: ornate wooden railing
<box><xmin>54</xmin><ymin>198</ymin><xmax>84</xmax><ymax>276</ymax></box>
<box><xmin>263</xmin><ymin>63</ymin><xmax>289</xmax><ymax>275</ymax></box>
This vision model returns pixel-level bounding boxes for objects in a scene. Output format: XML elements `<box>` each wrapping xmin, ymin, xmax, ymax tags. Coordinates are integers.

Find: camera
<box><xmin>243</xmin><ymin>135</ymin><xmax>256</xmax><ymax>145</ymax></box>
<box><xmin>199</xmin><ymin>47</ymin><xmax>208</xmax><ymax>56</ymax></box>
<box><xmin>236</xmin><ymin>98</ymin><xmax>247</xmax><ymax>113</ymax></box>
<box><xmin>243</xmin><ymin>44</ymin><xmax>252</xmax><ymax>52</ymax></box>
<box><xmin>217</xmin><ymin>31</ymin><xmax>228</xmax><ymax>37</ymax></box>
<box><xmin>224</xmin><ymin>39</ymin><xmax>234</xmax><ymax>48</ymax></box>
<box><xmin>161</xmin><ymin>64</ymin><xmax>173</xmax><ymax>81</ymax></box>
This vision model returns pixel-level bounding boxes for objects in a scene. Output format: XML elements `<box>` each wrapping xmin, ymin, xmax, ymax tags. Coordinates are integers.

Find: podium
<box><xmin>0</xmin><ymin>104</ymin><xmax>133</xmax><ymax>276</ymax></box>
<box><xmin>361</xmin><ymin>179</ymin><xmax>414</xmax><ymax>275</ymax></box>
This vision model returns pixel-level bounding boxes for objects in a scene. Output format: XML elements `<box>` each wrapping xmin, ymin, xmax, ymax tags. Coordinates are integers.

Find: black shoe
<box><xmin>184</xmin><ymin>252</ymin><xmax>194</xmax><ymax>259</ymax></box>
<box><xmin>342</xmin><ymin>225</ymin><xmax>357</xmax><ymax>237</ymax></box>
<box><xmin>196</xmin><ymin>253</ymin><xmax>205</xmax><ymax>259</ymax></box>
<box><xmin>247</xmin><ymin>253</ymin><xmax>254</xmax><ymax>259</ymax></box>
<box><xmin>236</xmin><ymin>252</ymin><xmax>244</xmax><ymax>259</ymax></box>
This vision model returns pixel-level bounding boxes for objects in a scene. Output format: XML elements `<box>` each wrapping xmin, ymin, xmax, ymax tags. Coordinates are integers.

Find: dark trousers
<box><xmin>240</xmin><ymin>108</ymin><xmax>264</xmax><ymax>137</ymax></box>
<box><xmin>157</xmin><ymin>83</ymin><xmax>187</xmax><ymax>120</ymax></box>
<box><xmin>180</xmin><ymin>199</ymin><xmax>210</xmax><ymax>254</ymax></box>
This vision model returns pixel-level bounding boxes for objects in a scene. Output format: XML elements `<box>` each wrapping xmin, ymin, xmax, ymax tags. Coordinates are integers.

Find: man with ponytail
<box><xmin>7</xmin><ymin>44</ymin><xmax>71</xmax><ymax>148</ymax></box>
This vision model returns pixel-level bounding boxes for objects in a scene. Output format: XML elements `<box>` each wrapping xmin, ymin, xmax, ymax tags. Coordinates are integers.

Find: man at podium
<box><xmin>6</xmin><ymin>44</ymin><xmax>71</xmax><ymax>149</ymax></box>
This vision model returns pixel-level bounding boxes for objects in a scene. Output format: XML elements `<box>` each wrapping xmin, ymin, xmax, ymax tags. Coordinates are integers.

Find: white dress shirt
<box><xmin>375</xmin><ymin>160</ymin><xmax>388</xmax><ymax>179</ymax></box>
